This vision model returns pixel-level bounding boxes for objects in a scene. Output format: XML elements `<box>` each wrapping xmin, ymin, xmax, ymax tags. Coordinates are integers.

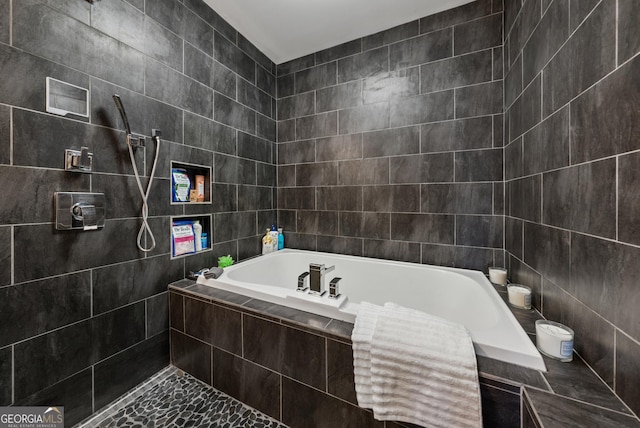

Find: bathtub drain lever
<box><xmin>329</xmin><ymin>277</ymin><xmax>342</xmax><ymax>299</ymax></box>
<box><xmin>297</xmin><ymin>272</ymin><xmax>309</xmax><ymax>292</ymax></box>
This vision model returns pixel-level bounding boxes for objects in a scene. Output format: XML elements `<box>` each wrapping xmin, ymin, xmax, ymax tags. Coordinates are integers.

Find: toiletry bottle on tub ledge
<box><xmin>262</xmin><ymin>228</ymin><xmax>275</xmax><ymax>254</ymax></box>
<box><xmin>277</xmin><ymin>227</ymin><xmax>284</xmax><ymax>250</ymax></box>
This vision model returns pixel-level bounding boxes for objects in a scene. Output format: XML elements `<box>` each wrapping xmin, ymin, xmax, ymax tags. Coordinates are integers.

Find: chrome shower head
<box><xmin>112</xmin><ymin>94</ymin><xmax>132</xmax><ymax>135</ymax></box>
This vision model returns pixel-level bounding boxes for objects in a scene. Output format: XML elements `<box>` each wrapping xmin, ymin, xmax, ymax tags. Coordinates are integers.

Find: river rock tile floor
<box><xmin>77</xmin><ymin>366</ymin><xmax>287</xmax><ymax>427</ymax></box>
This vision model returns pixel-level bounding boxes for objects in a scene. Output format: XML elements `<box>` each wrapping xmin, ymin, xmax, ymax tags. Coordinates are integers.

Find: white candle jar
<box><xmin>507</xmin><ymin>284</ymin><xmax>532</xmax><ymax>309</ymax></box>
<box><xmin>488</xmin><ymin>267</ymin><xmax>508</xmax><ymax>285</ymax></box>
<box><xmin>535</xmin><ymin>320</ymin><xmax>574</xmax><ymax>362</ymax></box>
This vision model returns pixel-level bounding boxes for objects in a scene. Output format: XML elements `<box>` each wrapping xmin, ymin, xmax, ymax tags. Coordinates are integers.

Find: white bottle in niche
<box><xmin>193</xmin><ymin>220</ymin><xmax>203</xmax><ymax>252</ymax></box>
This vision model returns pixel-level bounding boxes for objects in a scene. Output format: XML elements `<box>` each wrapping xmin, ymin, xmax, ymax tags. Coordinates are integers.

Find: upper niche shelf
<box><xmin>171</xmin><ymin>161</ymin><xmax>211</xmax><ymax>205</ymax></box>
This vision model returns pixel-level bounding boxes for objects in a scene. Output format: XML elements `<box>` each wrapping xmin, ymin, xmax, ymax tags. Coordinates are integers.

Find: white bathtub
<box><xmin>197</xmin><ymin>249</ymin><xmax>546</xmax><ymax>371</ymax></box>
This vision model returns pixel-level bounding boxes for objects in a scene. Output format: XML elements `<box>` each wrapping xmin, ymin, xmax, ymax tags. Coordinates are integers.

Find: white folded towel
<box><xmin>352</xmin><ymin>302</ymin><xmax>482</xmax><ymax>428</ymax></box>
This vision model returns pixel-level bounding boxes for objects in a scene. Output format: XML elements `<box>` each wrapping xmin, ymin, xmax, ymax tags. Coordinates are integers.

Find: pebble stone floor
<box><xmin>76</xmin><ymin>366</ymin><xmax>288</xmax><ymax>428</ymax></box>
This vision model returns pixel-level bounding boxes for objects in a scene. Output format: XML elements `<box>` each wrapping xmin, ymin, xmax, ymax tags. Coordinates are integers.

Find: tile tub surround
<box><xmin>275</xmin><ymin>0</ymin><xmax>505</xmax><ymax>272</ymax></box>
<box><xmin>1</xmin><ymin>0</ymin><xmax>275</xmax><ymax>424</ymax></box>
<box><xmin>505</xmin><ymin>0</ymin><xmax>640</xmax><ymax>417</ymax></box>
<box><xmin>169</xmin><ymin>279</ymin><xmax>640</xmax><ymax>427</ymax></box>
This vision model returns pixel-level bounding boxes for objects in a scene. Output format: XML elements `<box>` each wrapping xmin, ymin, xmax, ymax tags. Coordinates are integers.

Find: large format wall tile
<box><xmin>0</xmin><ymin>346</ymin><xmax>12</xmax><ymax>405</ymax></box>
<box><xmin>619</xmin><ymin>151</ymin><xmax>640</xmax><ymax>245</ymax></box>
<box><xmin>389</xmin><ymin>28</ymin><xmax>452</xmax><ymax>70</ymax></box>
<box><xmin>616</xmin><ymin>331</ymin><xmax>640</xmax><ymax>416</ymax></box>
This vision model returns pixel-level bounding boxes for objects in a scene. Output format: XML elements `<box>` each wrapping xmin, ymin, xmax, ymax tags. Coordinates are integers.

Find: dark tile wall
<box><xmin>276</xmin><ymin>0</ymin><xmax>505</xmax><ymax>271</ymax></box>
<box><xmin>0</xmin><ymin>0</ymin><xmax>275</xmax><ymax>424</ymax></box>
<box><xmin>505</xmin><ymin>0</ymin><xmax>640</xmax><ymax>416</ymax></box>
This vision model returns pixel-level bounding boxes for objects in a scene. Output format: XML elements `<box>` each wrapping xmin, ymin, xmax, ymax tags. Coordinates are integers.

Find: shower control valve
<box><xmin>65</xmin><ymin>146</ymin><xmax>93</xmax><ymax>173</ymax></box>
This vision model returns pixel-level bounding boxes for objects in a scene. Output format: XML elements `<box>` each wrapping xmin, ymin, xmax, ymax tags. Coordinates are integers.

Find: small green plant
<box><xmin>218</xmin><ymin>255</ymin><xmax>234</xmax><ymax>268</ymax></box>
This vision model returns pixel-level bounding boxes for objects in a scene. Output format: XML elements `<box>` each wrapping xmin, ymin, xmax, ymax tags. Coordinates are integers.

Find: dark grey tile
<box><xmin>316</xmin><ymin>134</ymin><xmax>362</xmax><ymax>161</ymax></box>
<box><xmin>14</xmin><ymin>220</ymin><xmax>142</xmax><ymax>283</ymax></box>
<box><xmin>316</xmin><ymin>186</ymin><xmax>362</xmax><ymax>211</ymax></box>
<box><xmin>421</xmin><ymin>244</ymin><xmax>494</xmax><ymax>271</ymax></box>
<box><xmin>210</xmin><ymin>60</ymin><xmax>237</xmax><ymax>99</ymax></box>
<box><xmin>390</xmin><ymin>153</ymin><xmax>454</xmax><ymax>184</ymax></box>
<box><xmin>363</xmin><ymin>185</ymin><xmax>420</xmax><ymax>212</ymax></box>
<box><xmin>169</xmin><ymin>292</ymin><xmax>185</xmax><ymax>331</ymax></box>
<box><xmin>421</xmin><ymin>116</ymin><xmax>493</xmax><ymax>152</ymax></box>
<box><xmin>543</xmin><ymin>159</ymin><xmax>616</xmax><ymax>239</ymax></box>
<box><xmin>0</xmin><ymin>272</ymin><xmax>91</xmax><ymax>348</ymax></box>
<box><xmin>238</xmin><ymin>185</ymin><xmax>273</xmax><ymax>211</ymax></box>
<box><xmin>146</xmin><ymin>58</ymin><xmax>212</xmax><ymax>117</ymax></box>
<box><xmin>542</xmin><ymin>0</ymin><xmax>616</xmax><ymax>117</ymax></box>
<box><xmin>277</xmin><ymin>92</ymin><xmax>315</xmax><ymax>120</ymax></box>
<box><xmin>619</xmin><ymin>152</ymin><xmax>640</xmax><ymax>245</ymax></box>
<box><xmin>420</xmin><ymin>50</ymin><xmax>493</xmax><ymax>93</ymax></box>
<box><xmin>278</xmin><ymin>165</ymin><xmax>295</xmax><ymax>187</ymax></box>
<box><xmin>278</xmin><ymin>139</ymin><xmax>315</xmax><ymax>165</ymax></box>
<box><xmin>238</xmin><ymin>132</ymin><xmax>272</xmax><ymax>163</ymax></box>
<box><xmin>213</xmin><ymin>348</ymin><xmax>280</xmax><ymax>420</ymax></box>
<box><xmin>390</xmin><ymin>90</ymin><xmax>454</xmax><ymax>127</ymax></box>
<box><xmin>296</xmin><ymin>162</ymin><xmax>337</xmax><ymax>186</ymax></box>
<box><xmin>525</xmin><ymin>388</ymin><xmax>640</xmax><ymax>428</ymax></box>
<box><xmin>454</xmin><ymin>13</ymin><xmax>502</xmax><ymax>55</ymax></box>
<box><xmin>213</xmin><ymin>211</ymin><xmax>256</xmax><ymax>242</ymax></box>
<box><xmin>505</xmin><ymin>138</ymin><xmax>523</xmax><ymax>180</ymax></box>
<box><xmin>277</xmin><ymin>187</ymin><xmax>315</xmax><ymax>210</ymax></box>
<box><xmin>140</xmin><ymin>16</ymin><xmax>184</xmax><ymax>71</ymax></box>
<box><xmin>505</xmin><ymin>217</ymin><xmax>523</xmax><ymax>260</ymax></box>
<box><xmin>509</xmin><ymin>256</ymin><xmax>542</xmax><ymax>310</ymax></box>
<box><xmin>455</xmin><ymin>149</ymin><xmax>503</xmax><ymax>182</ymax></box>
<box><xmin>362</xmin><ymin>67</ymin><xmax>420</xmax><ymax>104</ymax></box>
<box><xmin>480</xmin><ymin>384</ymin><xmax>520</xmax><ymax>428</ymax></box>
<box><xmin>147</xmin><ymin>293</ymin><xmax>169</xmax><ymax>338</ymax></box>
<box><xmin>94</xmin><ymin>333</ymin><xmax>169</xmax><ymax>411</ymax></box>
<box><xmin>14</xmin><ymin>303</ymin><xmax>145</xmax><ymax>400</ymax></box>
<box><xmin>256</xmin><ymin>65</ymin><xmax>276</xmax><ymax>98</ymax></box>
<box><xmin>0</xmin><ymin>346</ymin><xmax>11</xmax><ymax>405</ymax></box>
<box><xmin>257</xmin><ymin>113</ymin><xmax>276</xmax><ymax>141</ymax></box>
<box><xmin>243</xmin><ymin>315</ymin><xmax>326</xmax><ymax>390</ymax></box>
<box><xmin>238</xmin><ymin>79</ymin><xmax>272</xmax><ymax>117</ymax></box>
<box><xmin>455</xmin><ymin>81</ymin><xmax>503</xmax><ymax>118</ymax></box>
<box><xmin>508</xmin><ymin>75</ymin><xmax>542</xmax><ymax>141</ymax></box>
<box><xmin>214</xmin><ymin>31</ymin><xmax>255</xmax><ymax>82</ymax></box>
<box><xmin>420</xmin><ymin>0</ymin><xmax>493</xmax><ymax>34</ymax></box>
<box><xmin>92</xmin><ymin>255</ymin><xmax>183</xmax><ymax>314</ymax></box>
<box><xmin>277</xmin><ymin>118</ymin><xmax>296</xmax><ymax>142</ymax></box>
<box><xmin>0</xmin><ymin>0</ymin><xmax>8</xmax><ymax>44</ymax></box>
<box><xmin>184</xmin><ymin>298</ymin><xmax>242</xmax><ymax>354</ymax></box>
<box><xmin>236</xmin><ymin>34</ymin><xmax>272</xmax><ymax>73</ymax></box>
<box><xmin>0</xmin><ymin>105</ymin><xmax>8</xmax><ymax>165</ymax></box>
<box><xmin>277</xmin><ymin>73</ymin><xmax>295</xmax><ymax>98</ymax></box>
<box><xmin>317</xmin><ymin>236</ymin><xmax>363</xmax><ymax>257</ymax></box>
<box><xmin>281</xmin><ymin>232</ymin><xmax>317</xmax><ymax>251</ymax></box>
<box><xmin>509</xmin><ymin>175</ymin><xmax>541</xmax><ymax>222</ymax></box>
<box><xmin>184</xmin><ymin>8</ymin><xmax>214</xmax><ymax>55</ymax></box>
<box><xmin>340</xmin><ymin>212</ymin><xmax>390</xmax><ymax>239</ymax></box>
<box><xmin>184</xmin><ymin>0</ymin><xmax>236</xmax><ymax>41</ymax></box>
<box><xmin>16</xmin><ymin>368</ymin><xmax>92</xmax><ymax>426</ymax></box>
<box><xmin>316</xmin><ymin>39</ymin><xmax>362</xmax><ymax>64</ymax></box>
<box><xmin>13</xmin><ymin>0</ymin><xmax>144</xmax><ymax>92</ymax></box>
<box><xmin>277</xmin><ymin>54</ymin><xmax>315</xmax><ymax>76</ymax></box>
<box><xmin>504</xmin><ymin>54</ymin><xmax>522</xmax><ymax>109</ymax></box>
<box><xmin>211</xmin><ymin>183</ymin><xmax>238</xmax><ymax>212</ymax></box>
<box><xmin>316</xmin><ymin>81</ymin><xmax>362</xmax><ymax>113</ymax></box>
<box><xmin>477</xmin><ymin>355</ymin><xmax>548</xmax><ymax>389</ymax></box>
<box><xmin>282</xmin><ymin>378</ymin><xmax>377</xmax><ymax>428</ymax></box>
<box><xmin>338</xmin><ymin>46</ymin><xmax>388</xmax><ymax>83</ymax></box>
<box><xmin>145</xmin><ymin>0</ymin><xmax>185</xmax><ymax>37</ymax></box>
<box><xmin>456</xmin><ymin>215</ymin><xmax>503</xmax><ymax>248</ymax></box>
<box><xmin>391</xmin><ymin>213</ymin><xmax>454</xmax><ymax>244</ymax></box>
<box><xmin>89</xmin><ymin>0</ymin><xmax>145</xmax><ymax>51</ymax></box>
<box><xmin>0</xmin><ymin>226</ymin><xmax>9</xmax><ymax>287</ymax></box>
<box><xmin>507</xmin><ymin>0</ymin><xmax>542</xmax><ymax>68</ymax></box>
<box><xmin>295</xmin><ymin>62</ymin><xmax>337</xmax><ymax>94</ymax></box>
<box><xmin>523</xmin><ymin>106</ymin><xmax>569</xmax><ymax>175</ymax></box>
<box><xmin>389</xmin><ymin>28</ymin><xmax>452</xmax><ymax>70</ymax></box>
<box><xmin>362</xmin><ymin>126</ymin><xmax>419</xmax><ymax>158</ymax></box>
<box><xmin>493</xmin><ymin>114</ymin><xmax>504</xmax><ymax>147</ymax></box>
<box><xmin>571</xmin><ymin>232</ymin><xmax>640</xmax><ymax>348</ymax></box>
<box><xmin>363</xmin><ymin>239</ymin><xmax>421</xmax><ymax>263</ymax></box>
<box><xmin>616</xmin><ymin>331</ymin><xmax>640</xmax><ymax>417</ymax></box>
<box><xmin>493</xmin><ymin>46</ymin><xmax>503</xmax><ymax>81</ymax></box>
<box><xmin>523</xmin><ymin>398</ymin><xmax>540</xmax><ymax>428</ymax></box>
<box><xmin>618</xmin><ymin>0</ymin><xmax>640</xmax><ymax>63</ymax></box>
<box><xmin>327</xmin><ymin>339</ymin><xmax>357</xmax><ymax>404</ymax></box>
<box><xmin>522</xmin><ymin>0</ymin><xmax>569</xmax><ymax>86</ymax></box>
<box><xmin>214</xmin><ymin>153</ymin><xmax>256</xmax><ymax>185</ymax></box>
<box><xmin>257</xmin><ymin>163</ymin><xmax>276</xmax><ymax>187</ymax></box>
<box><xmin>214</xmin><ymin>93</ymin><xmax>255</xmax><ymax>134</ymax></box>
<box><xmin>297</xmin><ymin>112</ymin><xmax>338</xmax><ymax>139</ymax></box>
<box><xmin>421</xmin><ymin>183</ymin><xmax>493</xmax><ymax>214</ymax></box>
<box><xmin>523</xmin><ymin>223</ymin><xmax>570</xmax><ymax>288</ymax></box>
<box><xmin>570</xmin><ymin>55</ymin><xmax>640</xmax><ymax>163</ymax></box>
<box><xmin>364</xmin><ymin>20</ymin><xmax>419</xmax><ymax>50</ymax></box>
<box><xmin>170</xmin><ymin>329</ymin><xmax>211</xmax><ymax>385</ymax></box>
<box><xmin>339</xmin><ymin>102</ymin><xmax>390</xmax><ymax>134</ymax></box>
<box><xmin>297</xmin><ymin>211</ymin><xmax>338</xmax><ymax>235</ymax></box>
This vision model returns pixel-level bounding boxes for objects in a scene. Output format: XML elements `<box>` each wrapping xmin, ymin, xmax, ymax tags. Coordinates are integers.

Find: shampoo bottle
<box><xmin>262</xmin><ymin>228</ymin><xmax>274</xmax><ymax>254</ymax></box>
<box><xmin>277</xmin><ymin>227</ymin><xmax>284</xmax><ymax>250</ymax></box>
<box><xmin>270</xmin><ymin>224</ymin><xmax>278</xmax><ymax>247</ymax></box>
<box><xmin>193</xmin><ymin>220</ymin><xmax>203</xmax><ymax>252</ymax></box>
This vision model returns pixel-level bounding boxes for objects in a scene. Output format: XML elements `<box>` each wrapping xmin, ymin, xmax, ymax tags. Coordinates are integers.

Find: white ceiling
<box><xmin>204</xmin><ymin>0</ymin><xmax>475</xmax><ymax>64</ymax></box>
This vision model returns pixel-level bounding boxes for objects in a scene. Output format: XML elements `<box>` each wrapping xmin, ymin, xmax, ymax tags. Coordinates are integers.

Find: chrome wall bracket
<box><xmin>65</xmin><ymin>147</ymin><xmax>93</xmax><ymax>173</ymax></box>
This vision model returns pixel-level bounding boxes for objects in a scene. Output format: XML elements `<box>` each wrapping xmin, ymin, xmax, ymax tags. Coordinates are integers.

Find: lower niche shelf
<box><xmin>170</xmin><ymin>214</ymin><xmax>212</xmax><ymax>259</ymax></box>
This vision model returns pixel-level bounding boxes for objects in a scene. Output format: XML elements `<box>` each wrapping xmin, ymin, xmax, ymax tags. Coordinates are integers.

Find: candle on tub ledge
<box><xmin>507</xmin><ymin>284</ymin><xmax>532</xmax><ymax>309</ymax></box>
<box><xmin>535</xmin><ymin>320</ymin><xmax>574</xmax><ymax>362</ymax></box>
<box><xmin>488</xmin><ymin>267</ymin><xmax>508</xmax><ymax>285</ymax></box>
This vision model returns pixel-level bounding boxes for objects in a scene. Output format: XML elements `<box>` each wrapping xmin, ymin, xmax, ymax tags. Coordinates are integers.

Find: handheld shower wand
<box><xmin>112</xmin><ymin>94</ymin><xmax>161</xmax><ymax>253</ymax></box>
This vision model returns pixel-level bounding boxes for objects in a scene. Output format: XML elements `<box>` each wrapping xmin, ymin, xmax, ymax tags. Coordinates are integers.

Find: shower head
<box><xmin>112</xmin><ymin>94</ymin><xmax>132</xmax><ymax>135</ymax></box>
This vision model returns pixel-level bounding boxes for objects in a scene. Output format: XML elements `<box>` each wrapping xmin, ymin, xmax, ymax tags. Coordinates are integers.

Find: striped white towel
<box><xmin>352</xmin><ymin>302</ymin><xmax>482</xmax><ymax>428</ymax></box>
<box><xmin>351</xmin><ymin>302</ymin><xmax>381</xmax><ymax>409</ymax></box>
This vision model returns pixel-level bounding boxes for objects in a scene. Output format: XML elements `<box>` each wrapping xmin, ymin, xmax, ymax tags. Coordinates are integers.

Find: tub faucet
<box><xmin>309</xmin><ymin>263</ymin><xmax>334</xmax><ymax>296</ymax></box>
